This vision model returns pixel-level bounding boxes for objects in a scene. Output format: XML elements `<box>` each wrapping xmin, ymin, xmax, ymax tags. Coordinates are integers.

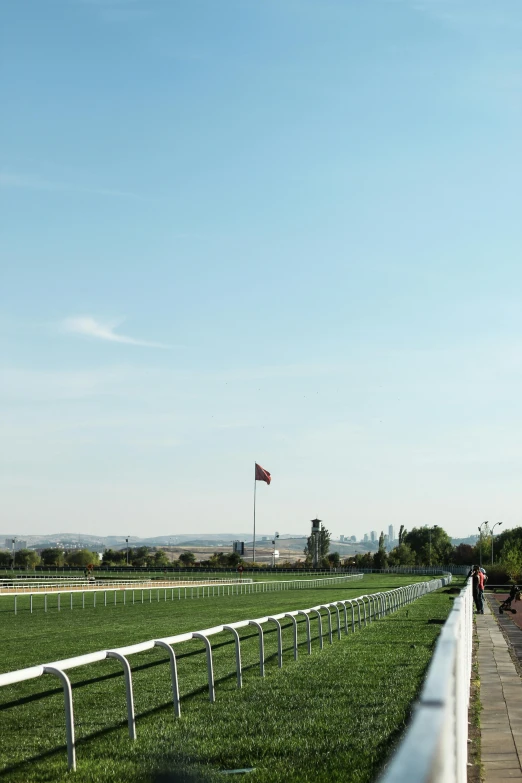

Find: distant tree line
<box><xmin>343</xmin><ymin>524</ymin><xmax>522</xmax><ymax>582</ymax></box>
<box><xmin>4</xmin><ymin>524</ymin><xmax>522</xmax><ymax>579</ymax></box>
<box><xmin>0</xmin><ymin>547</ymin><xmax>100</xmax><ymax>569</ymax></box>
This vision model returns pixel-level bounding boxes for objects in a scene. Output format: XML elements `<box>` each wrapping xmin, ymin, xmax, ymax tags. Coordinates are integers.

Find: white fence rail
<box><xmin>0</xmin><ymin>577</ymin><xmax>253</xmax><ymax>593</ymax></box>
<box><xmin>0</xmin><ymin>576</ymin><xmax>451</xmax><ymax>771</ymax></box>
<box><xmin>379</xmin><ymin>578</ymin><xmax>472</xmax><ymax>783</ymax></box>
<box><xmin>0</xmin><ymin>574</ymin><xmax>365</xmax><ymax>614</ymax></box>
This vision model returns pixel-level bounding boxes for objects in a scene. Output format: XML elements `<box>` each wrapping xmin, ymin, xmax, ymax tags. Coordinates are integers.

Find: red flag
<box><xmin>255</xmin><ymin>463</ymin><xmax>271</xmax><ymax>485</ymax></box>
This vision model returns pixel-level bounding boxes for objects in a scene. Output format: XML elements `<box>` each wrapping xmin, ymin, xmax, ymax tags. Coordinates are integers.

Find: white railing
<box><xmin>356</xmin><ymin>566</ymin><xmax>469</xmax><ymax>576</ymax></box>
<box><xmin>0</xmin><ymin>574</ymin><xmax>365</xmax><ymax>614</ymax></box>
<box><xmin>0</xmin><ymin>576</ymin><xmax>451</xmax><ymax>771</ymax></box>
<box><xmin>0</xmin><ymin>577</ymin><xmax>254</xmax><ymax>593</ymax></box>
<box><xmin>379</xmin><ymin>578</ymin><xmax>472</xmax><ymax>783</ymax></box>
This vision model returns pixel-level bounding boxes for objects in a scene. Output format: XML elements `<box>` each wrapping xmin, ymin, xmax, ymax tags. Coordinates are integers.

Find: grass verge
<box><xmin>0</xmin><ymin>577</ymin><xmax>459</xmax><ymax>782</ymax></box>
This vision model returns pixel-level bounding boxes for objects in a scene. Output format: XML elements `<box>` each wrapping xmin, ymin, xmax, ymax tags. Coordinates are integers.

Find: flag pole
<box><xmin>253</xmin><ymin>470</ymin><xmax>257</xmax><ymax>563</ymax></box>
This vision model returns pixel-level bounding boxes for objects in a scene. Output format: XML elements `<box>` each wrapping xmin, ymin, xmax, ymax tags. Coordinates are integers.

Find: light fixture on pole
<box><xmin>491</xmin><ymin>522</ymin><xmax>502</xmax><ymax>566</ymax></box>
<box><xmin>126</xmin><ymin>537</ymin><xmax>130</xmax><ymax>567</ymax></box>
<box><xmin>271</xmin><ymin>531</ymin><xmax>279</xmax><ymax>568</ymax></box>
<box><xmin>478</xmin><ymin>522</ymin><xmax>488</xmax><ymax>568</ymax></box>
<box><xmin>11</xmin><ymin>538</ymin><xmax>16</xmax><ymax>570</ymax></box>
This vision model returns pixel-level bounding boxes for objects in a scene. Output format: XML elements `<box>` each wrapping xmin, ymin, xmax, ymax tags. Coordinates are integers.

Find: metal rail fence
<box><xmin>379</xmin><ymin>578</ymin><xmax>472</xmax><ymax>783</ymax></box>
<box><xmin>0</xmin><ymin>573</ymin><xmax>364</xmax><ymax>614</ymax></box>
<box><xmin>0</xmin><ymin>575</ymin><xmax>451</xmax><ymax>771</ymax></box>
<box><xmin>0</xmin><ymin>577</ymin><xmax>253</xmax><ymax>593</ymax></box>
<box><xmin>357</xmin><ymin>566</ymin><xmax>469</xmax><ymax>576</ymax></box>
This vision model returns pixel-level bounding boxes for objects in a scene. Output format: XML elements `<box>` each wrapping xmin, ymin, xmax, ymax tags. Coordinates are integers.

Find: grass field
<box><xmin>0</xmin><ymin>575</ymin><xmax>461</xmax><ymax>783</ymax></box>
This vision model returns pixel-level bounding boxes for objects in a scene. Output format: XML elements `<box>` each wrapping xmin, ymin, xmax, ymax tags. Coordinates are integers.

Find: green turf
<box><xmin>0</xmin><ymin>575</ymin><xmax>460</xmax><ymax>782</ymax></box>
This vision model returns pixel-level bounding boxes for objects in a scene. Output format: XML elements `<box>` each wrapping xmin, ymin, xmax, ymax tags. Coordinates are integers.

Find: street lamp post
<box><xmin>271</xmin><ymin>531</ymin><xmax>279</xmax><ymax>568</ymax></box>
<box><xmin>491</xmin><ymin>522</ymin><xmax>503</xmax><ymax>566</ymax></box>
<box><xmin>478</xmin><ymin>522</ymin><xmax>488</xmax><ymax>568</ymax></box>
<box><xmin>126</xmin><ymin>537</ymin><xmax>130</xmax><ymax>567</ymax></box>
<box><xmin>11</xmin><ymin>539</ymin><xmax>16</xmax><ymax>570</ymax></box>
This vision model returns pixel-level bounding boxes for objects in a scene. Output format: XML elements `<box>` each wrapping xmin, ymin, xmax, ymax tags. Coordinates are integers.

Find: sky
<box><xmin>2</xmin><ymin>0</ymin><xmax>522</xmax><ymax>541</ymax></box>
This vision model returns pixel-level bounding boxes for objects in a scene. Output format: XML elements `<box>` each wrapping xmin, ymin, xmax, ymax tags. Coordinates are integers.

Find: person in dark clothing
<box><xmin>472</xmin><ymin>566</ymin><xmax>484</xmax><ymax>614</ymax></box>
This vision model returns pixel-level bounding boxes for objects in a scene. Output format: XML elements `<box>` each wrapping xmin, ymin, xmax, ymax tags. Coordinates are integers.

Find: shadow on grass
<box><xmin>0</xmin><ymin>649</ymin><xmax>288</xmax><ymax>779</ymax></box>
<box><xmin>0</xmin><ymin>621</ymin><xmax>333</xmax><ymax>713</ymax></box>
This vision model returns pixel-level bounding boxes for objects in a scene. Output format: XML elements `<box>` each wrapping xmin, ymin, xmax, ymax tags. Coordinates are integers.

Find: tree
<box><xmin>450</xmin><ymin>543</ymin><xmax>474</xmax><ymax>566</ymax></box>
<box><xmin>101</xmin><ymin>549</ymin><xmax>126</xmax><ymax>566</ymax></box>
<box><xmin>178</xmin><ymin>551</ymin><xmax>196</xmax><ymax>566</ymax></box>
<box><xmin>388</xmin><ymin>543</ymin><xmax>416</xmax><ymax>566</ymax></box>
<box><xmin>304</xmin><ymin>527</ymin><xmax>331</xmax><ymax>563</ymax></box>
<box><xmin>398</xmin><ymin>525</ymin><xmax>406</xmax><ymax>545</ymax></box>
<box><xmin>501</xmin><ymin>541</ymin><xmax>522</xmax><ymax>583</ymax></box>
<box><xmin>131</xmin><ymin>546</ymin><xmax>151</xmax><ymax>567</ymax></box>
<box><xmin>15</xmin><ymin>549</ymin><xmax>41</xmax><ymax>570</ymax></box>
<box><xmin>0</xmin><ymin>551</ymin><xmax>11</xmax><ymax>567</ymax></box>
<box><xmin>327</xmin><ymin>552</ymin><xmax>341</xmax><ymax>568</ymax></box>
<box><xmin>65</xmin><ymin>549</ymin><xmax>99</xmax><ymax>567</ymax></box>
<box><xmin>373</xmin><ymin>532</ymin><xmax>389</xmax><ymax>569</ymax></box>
<box><xmin>494</xmin><ymin>526</ymin><xmax>522</xmax><ymax>565</ymax></box>
<box><xmin>354</xmin><ymin>552</ymin><xmax>374</xmax><ymax>568</ymax></box>
<box><xmin>40</xmin><ymin>548</ymin><xmax>65</xmax><ymax>567</ymax></box>
<box><xmin>403</xmin><ymin>526</ymin><xmax>453</xmax><ymax>565</ymax></box>
<box><xmin>153</xmin><ymin>550</ymin><xmax>170</xmax><ymax>567</ymax></box>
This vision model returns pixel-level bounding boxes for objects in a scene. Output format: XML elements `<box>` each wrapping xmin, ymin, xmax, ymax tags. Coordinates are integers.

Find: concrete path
<box><xmin>477</xmin><ymin>599</ymin><xmax>522</xmax><ymax>782</ymax></box>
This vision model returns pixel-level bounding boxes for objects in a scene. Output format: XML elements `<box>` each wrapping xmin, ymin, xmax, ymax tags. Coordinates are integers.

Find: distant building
<box><xmin>350</xmin><ymin>536</ymin><xmax>356</xmax><ymax>542</ymax></box>
<box><xmin>370</xmin><ymin>531</ymin><xmax>377</xmax><ymax>542</ymax></box>
<box><xmin>388</xmin><ymin>525</ymin><xmax>395</xmax><ymax>543</ymax></box>
<box><xmin>5</xmin><ymin>539</ymin><xmax>27</xmax><ymax>551</ymax></box>
<box><xmin>233</xmin><ymin>541</ymin><xmax>245</xmax><ymax>555</ymax></box>
<box><xmin>340</xmin><ymin>535</ymin><xmax>345</xmax><ymax>542</ymax></box>
<box><xmin>363</xmin><ymin>534</ymin><xmax>369</xmax><ymax>543</ymax></box>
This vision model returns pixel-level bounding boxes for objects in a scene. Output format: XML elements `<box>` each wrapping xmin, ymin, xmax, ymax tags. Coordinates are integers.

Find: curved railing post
<box><xmin>360</xmin><ymin>596</ymin><xmax>368</xmax><ymax>627</ymax></box>
<box><xmin>319</xmin><ymin>606</ymin><xmax>333</xmax><ymax>644</ymax></box>
<box><xmin>284</xmin><ymin>614</ymin><xmax>299</xmax><ymax>660</ymax></box>
<box><xmin>348</xmin><ymin>600</ymin><xmax>356</xmax><ymax>632</ymax></box>
<box><xmin>107</xmin><ymin>651</ymin><xmax>136</xmax><ymax>739</ymax></box>
<box><xmin>297</xmin><ymin>610</ymin><xmax>312</xmax><ymax>654</ymax></box>
<box><xmin>43</xmin><ymin>667</ymin><xmax>76</xmax><ymax>771</ymax></box>
<box><xmin>267</xmin><ymin>617</ymin><xmax>283</xmax><ymax>668</ymax></box>
<box><xmin>337</xmin><ymin>601</ymin><xmax>348</xmax><ymax>634</ymax></box>
<box><xmin>192</xmin><ymin>633</ymin><xmax>215</xmax><ymax>703</ymax></box>
<box><xmin>248</xmin><ymin>621</ymin><xmax>265</xmax><ymax>676</ymax></box>
<box><xmin>310</xmin><ymin>609</ymin><xmax>323</xmax><ymax>649</ymax></box>
<box><xmin>332</xmin><ymin>603</ymin><xmax>342</xmax><ymax>639</ymax></box>
<box><xmin>223</xmin><ymin>625</ymin><xmax>242</xmax><ymax>687</ymax></box>
<box><xmin>154</xmin><ymin>641</ymin><xmax>181</xmax><ymax>717</ymax></box>
<box><xmin>354</xmin><ymin>598</ymin><xmax>362</xmax><ymax>629</ymax></box>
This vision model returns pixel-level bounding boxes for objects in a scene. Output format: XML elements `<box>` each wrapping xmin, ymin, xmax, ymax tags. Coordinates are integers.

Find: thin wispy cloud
<box><xmin>0</xmin><ymin>172</ymin><xmax>140</xmax><ymax>199</ymax></box>
<box><xmin>63</xmin><ymin>317</ymin><xmax>170</xmax><ymax>348</ymax></box>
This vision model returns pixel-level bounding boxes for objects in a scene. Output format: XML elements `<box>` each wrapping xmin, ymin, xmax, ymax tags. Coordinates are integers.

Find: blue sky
<box><xmin>2</xmin><ymin>0</ymin><xmax>522</xmax><ymax>540</ymax></box>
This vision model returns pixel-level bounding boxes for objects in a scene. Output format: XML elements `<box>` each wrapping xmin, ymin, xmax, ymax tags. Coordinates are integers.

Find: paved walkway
<box><xmin>477</xmin><ymin>598</ymin><xmax>522</xmax><ymax>782</ymax></box>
